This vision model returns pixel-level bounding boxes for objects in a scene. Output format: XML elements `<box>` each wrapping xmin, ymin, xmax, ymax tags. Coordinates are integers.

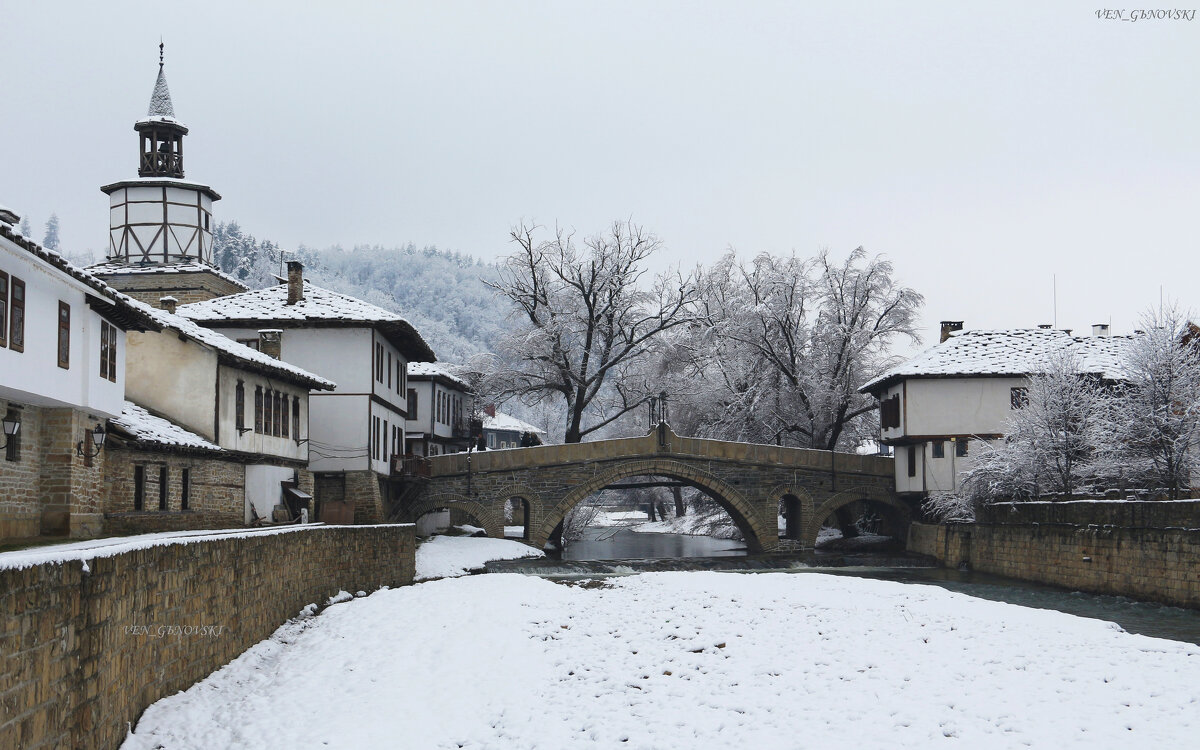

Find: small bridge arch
<box><xmin>405</xmin><ymin>493</ymin><xmax>503</xmax><ymax>539</ymax></box>
<box><xmin>806</xmin><ymin>485</ymin><xmax>912</xmax><ymax>549</ymax></box>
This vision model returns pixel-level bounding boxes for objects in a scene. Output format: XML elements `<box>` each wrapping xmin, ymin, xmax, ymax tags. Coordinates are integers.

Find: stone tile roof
<box><xmin>861</xmin><ymin>329</ymin><xmax>1132</xmax><ymax>393</ymax></box>
<box><xmin>178</xmin><ymin>281</ymin><xmax>436</xmax><ymax>361</ymax></box>
<box><xmin>111</xmin><ymin>401</ymin><xmax>221</xmax><ymax>453</ymax></box>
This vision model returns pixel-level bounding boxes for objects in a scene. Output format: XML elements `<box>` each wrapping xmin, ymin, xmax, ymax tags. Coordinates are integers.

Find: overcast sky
<box><xmin>2</xmin><ymin>1</ymin><xmax>1196</xmax><ymax>344</ymax></box>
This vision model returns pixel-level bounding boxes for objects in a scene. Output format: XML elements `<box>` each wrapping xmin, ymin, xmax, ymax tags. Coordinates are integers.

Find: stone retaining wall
<box><xmin>909</xmin><ymin>501</ymin><xmax>1200</xmax><ymax>608</ymax></box>
<box><xmin>0</xmin><ymin>523</ymin><xmax>414</xmax><ymax>749</ymax></box>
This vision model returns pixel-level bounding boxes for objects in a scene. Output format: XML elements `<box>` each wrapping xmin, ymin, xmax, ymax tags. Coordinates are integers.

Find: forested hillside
<box><xmin>212</xmin><ymin>221</ymin><xmax>507</xmax><ymax>361</ymax></box>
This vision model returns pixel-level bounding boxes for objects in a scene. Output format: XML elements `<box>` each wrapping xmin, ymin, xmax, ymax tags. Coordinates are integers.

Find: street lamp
<box><xmin>0</xmin><ymin>415</ymin><xmax>20</xmax><ymax>450</ymax></box>
<box><xmin>76</xmin><ymin>423</ymin><xmax>107</xmax><ymax>459</ymax></box>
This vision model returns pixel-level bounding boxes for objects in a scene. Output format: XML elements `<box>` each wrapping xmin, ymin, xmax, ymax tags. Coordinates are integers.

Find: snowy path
<box><xmin>122</xmin><ymin>571</ymin><xmax>1200</xmax><ymax>749</ymax></box>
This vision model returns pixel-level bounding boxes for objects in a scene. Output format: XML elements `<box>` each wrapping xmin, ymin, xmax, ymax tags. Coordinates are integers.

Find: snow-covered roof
<box><xmin>484</xmin><ymin>410</ymin><xmax>546</xmax><ymax>435</ymax></box>
<box><xmin>88</xmin><ymin>259</ymin><xmax>249</xmax><ymax>290</ymax></box>
<box><xmin>178</xmin><ymin>281</ymin><xmax>436</xmax><ymax>361</ymax></box>
<box><xmin>111</xmin><ymin>401</ymin><xmax>221</xmax><ymax>453</ymax></box>
<box><xmin>0</xmin><ymin>223</ymin><xmax>161</xmax><ymax>332</ymax></box>
<box><xmin>861</xmin><ymin>329</ymin><xmax>1133</xmax><ymax>393</ymax></box>
<box><xmin>125</xmin><ymin>298</ymin><xmax>336</xmax><ymax>390</ymax></box>
<box><xmin>408</xmin><ymin>362</ymin><xmax>472</xmax><ymax>390</ymax></box>
<box><xmin>147</xmin><ymin>66</ymin><xmax>177</xmax><ymax>119</ymax></box>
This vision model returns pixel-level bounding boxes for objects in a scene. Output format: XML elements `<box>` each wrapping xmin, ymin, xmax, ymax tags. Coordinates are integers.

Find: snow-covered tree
<box><xmin>42</xmin><ymin>213</ymin><xmax>60</xmax><ymax>250</ymax></box>
<box><xmin>18</xmin><ymin>216</ymin><xmax>31</xmax><ymax>238</ymax></box>
<box><xmin>684</xmin><ymin>248</ymin><xmax>922</xmax><ymax>450</ymax></box>
<box><xmin>1101</xmin><ymin>305</ymin><xmax>1200</xmax><ymax>500</ymax></box>
<box><xmin>960</xmin><ymin>350</ymin><xmax>1109</xmax><ymax>503</ymax></box>
<box><xmin>487</xmin><ymin>220</ymin><xmax>702</xmax><ymax>443</ymax></box>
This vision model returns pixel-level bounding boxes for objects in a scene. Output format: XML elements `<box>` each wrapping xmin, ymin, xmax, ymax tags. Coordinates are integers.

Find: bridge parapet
<box><xmin>427</xmin><ymin>426</ymin><xmax>893</xmax><ymax>478</ymax></box>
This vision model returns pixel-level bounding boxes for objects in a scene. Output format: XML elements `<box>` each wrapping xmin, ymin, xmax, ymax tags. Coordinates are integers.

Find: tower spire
<box><xmin>159</xmin><ymin>39</ymin><xmax>164</xmax><ymax>69</ymax></box>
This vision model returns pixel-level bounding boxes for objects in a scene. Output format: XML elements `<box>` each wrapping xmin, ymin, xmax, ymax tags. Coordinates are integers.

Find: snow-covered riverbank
<box><xmin>123</xmin><ymin>566</ymin><xmax>1200</xmax><ymax>749</ymax></box>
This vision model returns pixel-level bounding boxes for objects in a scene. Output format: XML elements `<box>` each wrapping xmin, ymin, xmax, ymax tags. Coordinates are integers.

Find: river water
<box><xmin>485</xmin><ymin>527</ymin><xmax>1200</xmax><ymax>645</ymax></box>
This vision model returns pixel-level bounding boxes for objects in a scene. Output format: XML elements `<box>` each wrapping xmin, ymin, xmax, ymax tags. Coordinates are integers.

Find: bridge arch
<box><xmin>767</xmin><ymin>485</ymin><xmax>815</xmax><ymax>542</ymax></box>
<box><xmin>805</xmin><ymin>485</ymin><xmax>911</xmax><ymax>549</ymax></box>
<box><xmin>492</xmin><ymin>484</ymin><xmax>545</xmax><ymax>540</ymax></box>
<box><xmin>406</xmin><ymin>493</ymin><xmax>503</xmax><ymax>539</ymax></box>
<box><xmin>535</xmin><ymin>459</ymin><xmax>770</xmax><ymax>553</ymax></box>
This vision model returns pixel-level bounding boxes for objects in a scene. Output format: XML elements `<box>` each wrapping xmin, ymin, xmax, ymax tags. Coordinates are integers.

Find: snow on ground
<box><xmin>122</xmin><ymin>570</ymin><xmax>1200</xmax><ymax>750</ymax></box>
<box><xmin>415</xmin><ymin>535</ymin><xmax>543</xmax><ymax>580</ymax></box>
<box><xmin>0</xmin><ymin>525</ymin><xmax>332</xmax><ymax>571</ymax></box>
<box><xmin>591</xmin><ymin>510</ymin><xmax>649</xmax><ymax>526</ymax></box>
<box><xmin>631</xmin><ymin>511</ymin><xmax>740</xmax><ymax>539</ymax></box>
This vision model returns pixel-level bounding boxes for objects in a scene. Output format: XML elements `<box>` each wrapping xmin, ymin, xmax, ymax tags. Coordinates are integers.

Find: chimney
<box><xmin>939</xmin><ymin>321</ymin><xmax>964</xmax><ymax>343</ymax></box>
<box><xmin>1038</xmin><ymin>324</ymin><xmax>1053</xmax><ymax>329</ymax></box>
<box><xmin>258</xmin><ymin>329</ymin><xmax>282</xmax><ymax>359</ymax></box>
<box><xmin>159</xmin><ymin>296</ymin><xmax>178</xmax><ymax>315</ymax></box>
<box><xmin>0</xmin><ymin>207</ymin><xmax>17</xmax><ymax>227</ymax></box>
<box><xmin>1092</xmin><ymin>323</ymin><xmax>1111</xmax><ymax>338</ymax></box>
<box><xmin>287</xmin><ymin>261</ymin><xmax>304</xmax><ymax>305</ymax></box>
<box><xmin>484</xmin><ymin>404</ymin><xmax>496</xmax><ymax>418</ymax></box>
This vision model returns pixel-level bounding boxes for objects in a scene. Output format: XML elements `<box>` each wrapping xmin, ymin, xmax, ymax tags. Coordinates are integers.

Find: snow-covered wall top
<box><xmin>862</xmin><ymin>329</ymin><xmax>1131</xmax><ymax>393</ymax></box>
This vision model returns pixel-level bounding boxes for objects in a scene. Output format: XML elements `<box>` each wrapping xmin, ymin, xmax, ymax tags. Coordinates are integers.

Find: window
<box><xmin>1011</xmin><ymin>387</ymin><xmax>1029</xmax><ymax>410</ymax></box>
<box><xmin>273</xmin><ymin>392</ymin><xmax>283</xmax><ymax>436</ymax></box>
<box><xmin>181</xmin><ymin>468</ymin><xmax>190</xmax><ymax>510</ymax></box>
<box><xmin>376</xmin><ymin>342</ymin><xmax>384</xmax><ymax>382</ymax></box>
<box><xmin>387</xmin><ymin>351</ymin><xmax>392</xmax><ymax>388</ymax></box>
<box><xmin>264</xmin><ymin>389</ymin><xmax>274</xmax><ymax>436</ymax></box>
<box><xmin>57</xmin><ymin>302</ymin><xmax>70</xmax><ymax>368</ymax></box>
<box><xmin>880</xmin><ymin>394</ymin><xmax>900</xmax><ymax>429</ymax></box>
<box><xmin>407</xmin><ymin>389</ymin><xmax>417</xmax><ymax>419</ymax></box>
<box><xmin>396</xmin><ymin>360</ymin><xmax>402</xmax><ymax>393</ymax></box>
<box><xmin>383</xmin><ymin>419</ymin><xmax>389</xmax><ymax>459</ymax></box>
<box><xmin>906</xmin><ymin>445</ymin><xmax>916</xmax><ymax>477</ymax></box>
<box><xmin>235</xmin><ymin>381</ymin><xmax>245</xmax><ymax>432</ymax></box>
<box><xmin>956</xmin><ymin>439</ymin><xmax>969</xmax><ymax>458</ymax></box>
<box><xmin>4</xmin><ymin>407</ymin><xmax>19</xmax><ymax>461</ymax></box>
<box><xmin>254</xmin><ymin>386</ymin><xmax>263</xmax><ymax>433</ymax></box>
<box><xmin>931</xmin><ymin>440</ymin><xmax>944</xmax><ymax>459</ymax></box>
<box><xmin>133</xmin><ymin>465</ymin><xmax>145</xmax><ymax>511</ymax></box>
<box><xmin>0</xmin><ymin>270</ymin><xmax>7</xmax><ymax>347</ymax></box>
<box><xmin>281</xmin><ymin>394</ymin><xmax>289</xmax><ymax>438</ymax></box>
<box><xmin>292</xmin><ymin>398</ymin><xmax>300</xmax><ymax>443</ymax></box>
<box><xmin>158</xmin><ymin>466</ymin><xmax>168</xmax><ymax>510</ymax></box>
<box><xmin>373</xmin><ymin>416</ymin><xmax>380</xmax><ymax>460</ymax></box>
<box><xmin>9</xmin><ymin>277</ymin><xmax>24</xmax><ymax>352</ymax></box>
<box><xmin>237</xmin><ymin>337</ymin><xmax>260</xmax><ymax>351</ymax></box>
<box><xmin>99</xmin><ymin>321</ymin><xmax>117</xmax><ymax>382</ymax></box>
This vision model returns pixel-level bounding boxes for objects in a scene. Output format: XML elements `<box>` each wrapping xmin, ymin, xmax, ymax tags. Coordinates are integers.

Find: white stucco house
<box><xmin>482</xmin><ymin>408</ymin><xmax>547</xmax><ymax>450</ymax></box>
<box><xmin>405</xmin><ymin>363</ymin><xmax>473</xmax><ymax>456</ymax></box>
<box><xmin>0</xmin><ymin>207</ymin><xmax>159</xmax><ymax>539</ymax></box>
<box><xmin>177</xmin><ymin>263</ymin><xmax>436</xmax><ymax>523</ymax></box>
<box><xmin>860</xmin><ymin>323</ymin><xmax>1127</xmax><ymax>499</ymax></box>
<box><xmin>107</xmin><ymin>297</ymin><xmax>335</xmax><ymax>529</ymax></box>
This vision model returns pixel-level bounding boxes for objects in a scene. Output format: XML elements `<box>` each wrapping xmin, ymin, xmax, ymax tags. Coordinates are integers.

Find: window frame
<box><xmin>254</xmin><ymin>386</ymin><xmax>263</xmax><ymax>433</ymax></box>
<box><xmin>1010</xmin><ymin>387</ymin><xmax>1029</xmax><ymax>410</ymax></box>
<box><xmin>956</xmin><ymin>439</ymin><xmax>969</xmax><ymax>458</ymax></box>
<box><xmin>931</xmin><ymin>440</ymin><xmax>944</xmax><ymax>459</ymax></box>
<box><xmin>281</xmin><ymin>393</ymin><xmax>289</xmax><ymax>438</ymax></box>
<box><xmin>292</xmin><ymin>398</ymin><xmax>300</xmax><ymax>444</ymax></box>
<box><xmin>906</xmin><ymin>445</ymin><xmax>917</xmax><ymax>477</ymax></box>
<box><xmin>9</xmin><ymin>277</ymin><xmax>24</xmax><ymax>353</ymax></box>
<box><xmin>57</xmin><ymin>301</ymin><xmax>71</xmax><ymax>369</ymax></box>
<box><xmin>407</xmin><ymin>389</ymin><xmax>417</xmax><ymax>419</ymax></box>
<box><xmin>158</xmin><ymin>465</ymin><xmax>169</xmax><ymax>510</ymax></box>
<box><xmin>235</xmin><ymin>380</ymin><xmax>246</xmax><ymax>432</ymax></box>
<box><xmin>133</xmin><ymin>465</ymin><xmax>145</xmax><ymax>511</ymax></box>
<box><xmin>181</xmin><ymin>468</ymin><xmax>190</xmax><ymax>511</ymax></box>
<box><xmin>0</xmin><ymin>270</ymin><xmax>8</xmax><ymax>348</ymax></box>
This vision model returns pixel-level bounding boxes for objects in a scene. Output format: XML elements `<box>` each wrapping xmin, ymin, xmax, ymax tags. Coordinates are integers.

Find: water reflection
<box><xmin>561</xmin><ymin>527</ymin><xmax>745</xmax><ymax>561</ymax></box>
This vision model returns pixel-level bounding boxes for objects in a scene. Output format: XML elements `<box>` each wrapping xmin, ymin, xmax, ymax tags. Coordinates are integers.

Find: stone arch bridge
<box><xmin>398</xmin><ymin>425</ymin><xmax>902</xmax><ymax>553</ymax></box>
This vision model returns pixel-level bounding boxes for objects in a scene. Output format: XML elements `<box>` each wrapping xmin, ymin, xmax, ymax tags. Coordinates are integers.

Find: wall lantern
<box><xmin>76</xmin><ymin>423</ymin><xmax>107</xmax><ymax>459</ymax></box>
<box><xmin>0</xmin><ymin>415</ymin><xmax>19</xmax><ymax>450</ymax></box>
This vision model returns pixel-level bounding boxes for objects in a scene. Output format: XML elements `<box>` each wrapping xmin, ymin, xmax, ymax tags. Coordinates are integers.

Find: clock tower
<box><xmin>91</xmin><ymin>44</ymin><xmax>247</xmax><ymax>305</ymax></box>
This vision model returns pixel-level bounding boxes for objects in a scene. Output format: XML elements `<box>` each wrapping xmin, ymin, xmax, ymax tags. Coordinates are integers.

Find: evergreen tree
<box><xmin>18</xmin><ymin>216</ymin><xmax>32</xmax><ymax>238</ymax></box>
<box><xmin>43</xmin><ymin>213</ymin><xmax>60</xmax><ymax>250</ymax></box>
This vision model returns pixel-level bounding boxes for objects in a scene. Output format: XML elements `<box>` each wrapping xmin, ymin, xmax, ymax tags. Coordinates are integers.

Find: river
<box><xmin>485</xmin><ymin>527</ymin><xmax>1200</xmax><ymax>645</ymax></box>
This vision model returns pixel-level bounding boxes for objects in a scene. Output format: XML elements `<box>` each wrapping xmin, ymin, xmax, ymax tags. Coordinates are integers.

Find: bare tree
<box><xmin>686</xmin><ymin>248</ymin><xmax>922</xmax><ymax>450</ymax></box>
<box><xmin>960</xmin><ymin>350</ymin><xmax>1109</xmax><ymax>503</ymax></box>
<box><xmin>1102</xmin><ymin>305</ymin><xmax>1200</xmax><ymax>500</ymax></box>
<box><xmin>487</xmin><ymin>220</ymin><xmax>701</xmax><ymax>443</ymax></box>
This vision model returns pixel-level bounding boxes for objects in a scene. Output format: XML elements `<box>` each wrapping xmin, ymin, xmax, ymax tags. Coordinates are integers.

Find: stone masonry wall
<box><xmin>104</xmin><ymin>448</ymin><xmax>245</xmax><ymax>534</ymax></box>
<box><xmin>0</xmin><ymin>523</ymin><xmax>415</xmax><ymax>750</ymax></box>
<box><xmin>0</xmin><ymin>400</ymin><xmax>106</xmax><ymax>540</ymax></box>
<box><xmin>909</xmin><ymin>501</ymin><xmax>1200</xmax><ymax>608</ymax></box>
<box><xmin>97</xmin><ymin>270</ymin><xmax>245</xmax><ymax>306</ymax></box>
